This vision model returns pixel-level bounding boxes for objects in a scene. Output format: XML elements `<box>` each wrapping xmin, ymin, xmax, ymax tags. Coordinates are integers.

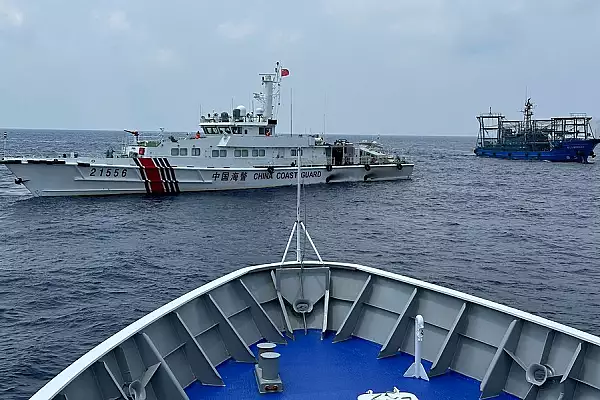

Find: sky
<box><xmin>1</xmin><ymin>0</ymin><xmax>600</xmax><ymax>135</ymax></box>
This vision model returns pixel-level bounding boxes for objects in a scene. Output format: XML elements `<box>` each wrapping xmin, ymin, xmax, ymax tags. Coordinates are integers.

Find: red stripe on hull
<box><xmin>138</xmin><ymin>158</ymin><xmax>164</xmax><ymax>194</ymax></box>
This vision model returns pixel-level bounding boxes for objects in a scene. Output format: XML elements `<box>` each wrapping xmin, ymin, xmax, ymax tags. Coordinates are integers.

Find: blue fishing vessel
<box><xmin>475</xmin><ymin>99</ymin><xmax>599</xmax><ymax>163</ymax></box>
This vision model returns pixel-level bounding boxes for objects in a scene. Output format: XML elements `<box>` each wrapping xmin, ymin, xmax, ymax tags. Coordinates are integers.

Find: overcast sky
<box><xmin>1</xmin><ymin>0</ymin><xmax>599</xmax><ymax>135</ymax></box>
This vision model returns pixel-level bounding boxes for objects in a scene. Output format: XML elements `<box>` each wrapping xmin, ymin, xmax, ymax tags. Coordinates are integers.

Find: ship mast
<box><xmin>523</xmin><ymin>98</ymin><xmax>534</xmax><ymax>132</ymax></box>
<box><xmin>257</xmin><ymin>62</ymin><xmax>283</xmax><ymax>120</ymax></box>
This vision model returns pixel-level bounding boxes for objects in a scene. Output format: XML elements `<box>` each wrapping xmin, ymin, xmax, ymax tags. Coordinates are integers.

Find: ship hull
<box><xmin>1</xmin><ymin>159</ymin><xmax>413</xmax><ymax>197</ymax></box>
<box><xmin>474</xmin><ymin>139</ymin><xmax>600</xmax><ymax>163</ymax></box>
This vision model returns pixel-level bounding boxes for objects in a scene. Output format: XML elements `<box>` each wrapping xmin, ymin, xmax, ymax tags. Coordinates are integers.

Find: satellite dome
<box><xmin>256</xmin><ymin>107</ymin><xmax>264</xmax><ymax>116</ymax></box>
<box><xmin>235</xmin><ymin>105</ymin><xmax>247</xmax><ymax>116</ymax></box>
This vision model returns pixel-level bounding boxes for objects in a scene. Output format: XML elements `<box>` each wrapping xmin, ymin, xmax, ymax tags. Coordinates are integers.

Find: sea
<box><xmin>0</xmin><ymin>130</ymin><xmax>598</xmax><ymax>400</ymax></box>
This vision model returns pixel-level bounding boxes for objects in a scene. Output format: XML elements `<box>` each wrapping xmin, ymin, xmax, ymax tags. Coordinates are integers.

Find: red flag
<box><xmin>281</xmin><ymin>68</ymin><xmax>290</xmax><ymax>77</ymax></box>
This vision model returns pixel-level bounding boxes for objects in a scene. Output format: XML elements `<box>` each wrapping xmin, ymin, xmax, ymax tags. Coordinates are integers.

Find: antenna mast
<box><xmin>290</xmin><ymin>88</ymin><xmax>293</xmax><ymax>137</ymax></box>
<box><xmin>280</xmin><ymin>148</ymin><xmax>324</xmax><ymax>266</ymax></box>
<box><xmin>2</xmin><ymin>131</ymin><xmax>7</xmax><ymax>159</ymax></box>
<box><xmin>323</xmin><ymin>92</ymin><xmax>327</xmax><ymax>134</ymax></box>
<box><xmin>296</xmin><ymin>148</ymin><xmax>301</xmax><ymax>261</ymax></box>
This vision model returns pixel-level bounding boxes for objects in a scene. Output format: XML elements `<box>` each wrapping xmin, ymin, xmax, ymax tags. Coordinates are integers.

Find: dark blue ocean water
<box><xmin>0</xmin><ymin>130</ymin><xmax>598</xmax><ymax>400</ymax></box>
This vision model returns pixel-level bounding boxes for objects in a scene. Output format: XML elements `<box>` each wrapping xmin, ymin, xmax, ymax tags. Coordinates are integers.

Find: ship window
<box><xmin>252</xmin><ymin>149</ymin><xmax>259</xmax><ymax>157</ymax></box>
<box><xmin>232</xmin><ymin>127</ymin><xmax>240</xmax><ymax>134</ymax></box>
<box><xmin>219</xmin><ymin>128</ymin><xmax>226</xmax><ymax>134</ymax></box>
<box><xmin>234</xmin><ymin>149</ymin><xmax>241</xmax><ymax>157</ymax></box>
<box><xmin>259</xmin><ymin>149</ymin><xmax>265</xmax><ymax>157</ymax></box>
<box><xmin>220</xmin><ymin>149</ymin><xmax>227</xmax><ymax>157</ymax></box>
<box><xmin>171</xmin><ymin>148</ymin><xmax>179</xmax><ymax>156</ymax></box>
<box><xmin>242</xmin><ymin>149</ymin><xmax>248</xmax><ymax>157</ymax></box>
<box><xmin>192</xmin><ymin>148</ymin><xmax>201</xmax><ymax>156</ymax></box>
<box><xmin>291</xmin><ymin>149</ymin><xmax>296</xmax><ymax>156</ymax></box>
<box><xmin>259</xmin><ymin>127</ymin><xmax>266</xmax><ymax>135</ymax></box>
<box><xmin>225</xmin><ymin>127</ymin><xmax>231</xmax><ymax>134</ymax></box>
<box><xmin>179</xmin><ymin>148</ymin><xmax>188</xmax><ymax>156</ymax></box>
<box><xmin>244</xmin><ymin>129</ymin><xmax>248</xmax><ymax>134</ymax></box>
<box><xmin>212</xmin><ymin>150</ymin><xmax>219</xmax><ymax>157</ymax></box>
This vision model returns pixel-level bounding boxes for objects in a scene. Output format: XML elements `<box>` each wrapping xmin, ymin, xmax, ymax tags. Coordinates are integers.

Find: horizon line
<box><xmin>0</xmin><ymin>127</ymin><xmax>474</xmax><ymax>138</ymax></box>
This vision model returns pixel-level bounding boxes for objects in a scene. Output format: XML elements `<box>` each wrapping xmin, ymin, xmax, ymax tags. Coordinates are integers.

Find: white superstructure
<box><xmin>0</xmin><ymin>62</ymin><xmax>413</xmax><ymax>197</ymax></box>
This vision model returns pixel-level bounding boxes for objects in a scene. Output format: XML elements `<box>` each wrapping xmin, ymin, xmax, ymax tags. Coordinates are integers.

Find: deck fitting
<box><xmin>255</xmin><ymin>350</ymin><xmax>284</xmax><ymax>393</ymax></box>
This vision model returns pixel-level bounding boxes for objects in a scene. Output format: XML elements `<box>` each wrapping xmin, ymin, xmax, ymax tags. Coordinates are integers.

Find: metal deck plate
<box><xmin>186</xmin><ymin>330</ymin><xmax>519</xmax><ymax>400</ymax></box>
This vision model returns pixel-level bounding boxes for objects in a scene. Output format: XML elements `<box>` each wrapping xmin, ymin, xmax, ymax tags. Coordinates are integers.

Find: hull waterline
<box><xmin>475</xmin><ymin>139</ymin><xmax>600</xmax><ymax>163</ymax></box>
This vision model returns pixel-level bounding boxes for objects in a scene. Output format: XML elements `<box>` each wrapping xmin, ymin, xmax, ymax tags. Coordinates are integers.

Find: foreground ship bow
<box><xmin>475</xmin><ymin>98</ymin><xmax>600</xmax><ymax>163</ymax></box>
<box><xmin>26</xmin><ymin>155</ymin><xmax>600</xmax><ymax>400</ymax></box>
<box><xmin>0</xmin><ymin>63</ymin><xmax>413</xmax><ymax>197</ymax></box>
<box><xmin>26</xmin><ymin>265</ymin><xmax>600</xmax><ymax>400</ymax></box>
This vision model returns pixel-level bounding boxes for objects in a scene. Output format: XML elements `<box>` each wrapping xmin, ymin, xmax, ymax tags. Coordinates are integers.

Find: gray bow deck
<box><xmin>31</xmin><ymin>262</ymin><xmax>600</xmax><ymax>400</ymax></box>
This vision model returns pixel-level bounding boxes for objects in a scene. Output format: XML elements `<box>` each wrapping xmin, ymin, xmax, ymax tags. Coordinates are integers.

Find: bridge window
<box><xmin>192</xmin><ymin>148</ymin><xmax>201</xmax><ymax>156</ymax></box>
<box><xmin>242</xmin><ymin>149</ymin><xmax>248</xmax><ymax>157</ymax></box>
<box><xmin>234</xmin><ymin>149</ymin><xmax>241</xmax><ymax>157</ymax></box>
<box><xmin>179</xmin><ymin>148</ymin><xmax>188</xmax><ymax>156</ymax></box>
<box><xmin>171</xmin><ymin>148</ymin><xmax>179</xmax><ymax>156</ymax></box>
<box><xmin>220</xmin><ymin>149</ymin><xmax>227</xmax><ymax>157</ymax></box>
<box><xmin>291</xmin><ymin>149</ymin><xmax>303</xmax><ymax>157</ymax></box>
<box><xmin>259</xmin><ymin>149</ymin><xmax>265</xmax><ymax>157</ymax></box>
<box><xmin>252</xmin><ymin>149</ymin><xmax>258</xmax><ymax>157</ymax></box>
<box><xmin>259</xmin><ymin>127</ymin><xmax>266</xmax><ymax>135</ymax></box>
<box><xmin>212</xmin><ymin>150</ymin><xmax>219</xmax><ymax>157</ymax></box>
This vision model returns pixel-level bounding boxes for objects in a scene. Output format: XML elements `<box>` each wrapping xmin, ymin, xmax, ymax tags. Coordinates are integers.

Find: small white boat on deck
<box><xmin>0</xmin><ymin>62</ymin><xmax>413</xmax><ymax>197</ymax></box>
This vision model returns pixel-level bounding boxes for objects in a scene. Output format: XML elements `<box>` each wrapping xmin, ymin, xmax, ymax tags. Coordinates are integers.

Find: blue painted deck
<box><xmin>186</xmin><ymin>330</ymin><xmax>518</xmax><ymax>400</ymax></box>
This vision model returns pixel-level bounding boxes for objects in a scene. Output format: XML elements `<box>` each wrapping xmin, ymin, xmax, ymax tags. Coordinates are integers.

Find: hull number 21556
<box><xmin>89</xmin><ymin>168</ymin><xmax>128</xmax><ymax>178</ymax></box>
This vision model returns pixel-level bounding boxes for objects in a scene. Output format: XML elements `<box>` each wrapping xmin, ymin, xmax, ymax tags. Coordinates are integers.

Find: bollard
<box><xmin>257</xmin><ymin>342</ymin><xmax>277</xmax><ymax>356</ymax></box>
<box><xmin>255</xmin><ymin>350</ymin><xmax>284</xmax><ymax>393</ymax></box>
<box><xmin>260</xmin><ymin>352</ymin><xmax>280</xmax><ymax>380</ymax></box>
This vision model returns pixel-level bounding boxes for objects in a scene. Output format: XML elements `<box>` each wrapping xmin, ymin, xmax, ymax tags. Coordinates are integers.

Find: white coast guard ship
<box><xmin>0</xmin><ymin>63</ymin><xmax>413</xmax><ymax>197</ymax></box>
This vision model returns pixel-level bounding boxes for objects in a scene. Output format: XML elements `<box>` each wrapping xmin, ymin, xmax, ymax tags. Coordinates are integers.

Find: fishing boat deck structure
<box><xmin>475</xmin><ymin>99</ymin><xmax>599</xmax><ymax>163</ymax></box>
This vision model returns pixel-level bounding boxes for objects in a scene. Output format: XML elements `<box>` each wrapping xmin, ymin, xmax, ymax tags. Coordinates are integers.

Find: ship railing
<box><xmin>5</xmin><ymin>151</ymin><xmax>89</xmax><ymax>159</ymax></box>
<box><xmin>358</xmin><ymin>154</ymin><xmax>403</xmax><ymax>165</ymax></box>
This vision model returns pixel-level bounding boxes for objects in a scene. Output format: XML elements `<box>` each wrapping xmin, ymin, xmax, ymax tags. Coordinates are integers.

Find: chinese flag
<box><xmin>281</xmin><ymin>68</ymin><xmax>290</xmax><ymax>77</ymax></box>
